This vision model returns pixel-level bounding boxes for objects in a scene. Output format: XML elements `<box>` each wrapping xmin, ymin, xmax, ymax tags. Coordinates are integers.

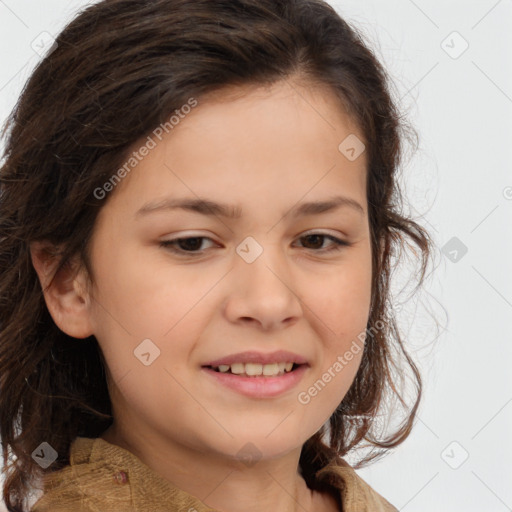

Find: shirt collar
<box><xmin>35</xmin><ymin>436</ymin><xmax>396</xmax><ymax>512</ymax></box>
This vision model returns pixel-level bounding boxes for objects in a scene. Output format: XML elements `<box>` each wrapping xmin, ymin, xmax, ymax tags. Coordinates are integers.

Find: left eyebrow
<box><xmin>135</xmin><ymin>195</ymin><xmax>365</xmax><ymax>219</ymax></box>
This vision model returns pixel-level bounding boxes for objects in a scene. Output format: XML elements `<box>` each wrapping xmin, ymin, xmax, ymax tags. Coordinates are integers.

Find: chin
<box><xmin>214</xmin><ymin>433</ymin><xmax>307</xmax><ymax>465</ymax></box>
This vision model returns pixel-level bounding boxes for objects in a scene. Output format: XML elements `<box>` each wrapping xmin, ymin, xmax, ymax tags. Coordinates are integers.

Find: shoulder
<box><xmin>315</xmin><ymin>456</ymin><xmax>398</xmax><ymax>512</ymax></box>
<box><xmin>30</xmin><ymin>436</ymin><xmax>135</xmax><ymax>512</ymax></box>
<box><xmin>30</xmin><ymin>436</ymin><xmax>216</xmax><ymax>512</ymax></box>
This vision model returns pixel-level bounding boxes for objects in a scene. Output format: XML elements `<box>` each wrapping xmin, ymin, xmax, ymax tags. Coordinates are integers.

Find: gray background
<box><xmin>1</xmin><ymin>1</ymin><xmax>511</xmax><ymax>511</ymax></box>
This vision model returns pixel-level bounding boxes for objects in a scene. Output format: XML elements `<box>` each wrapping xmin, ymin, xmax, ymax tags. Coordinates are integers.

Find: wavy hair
<box><xmin>0</xmin><ymin>0</ymin><xmax>435</xmax><ymax>509</ymax></box>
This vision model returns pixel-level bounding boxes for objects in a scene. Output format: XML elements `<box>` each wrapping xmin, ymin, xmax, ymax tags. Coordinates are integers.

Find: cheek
<box><xmin>88</xmin><ymin>253</ymin><xmax>215</xmax><ymax>386</ymax></box>
<box><xmin>90</xmin><ymin>241</ymin><xmax>206</xmax><ymax>335</ymax></box>
<box><xmin>300</xmin><ymin>253</ymin><xmax>371</xmax><ymax>406</ymax></box>
<box><xmin>306</xmin><ymin>254</ymin><xmax>372</xmax><ymax>337</ymax></box>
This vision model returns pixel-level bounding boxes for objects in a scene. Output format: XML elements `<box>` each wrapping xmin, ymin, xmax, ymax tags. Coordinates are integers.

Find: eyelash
<box><xmin>159</xmin><ymin>233</ymin><xmax>351</xmax><ymax>256</ymax></box>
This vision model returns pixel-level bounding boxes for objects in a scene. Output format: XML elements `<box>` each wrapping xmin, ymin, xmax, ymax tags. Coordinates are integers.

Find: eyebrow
<box><xmin>135</xmin><ymin>195</ymin><xmax>365</xmax><ymax>219</ymax></box>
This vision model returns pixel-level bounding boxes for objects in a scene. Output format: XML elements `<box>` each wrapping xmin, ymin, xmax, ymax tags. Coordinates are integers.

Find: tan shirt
<box><xmin>30</xmin><ymin>436</ymin><xmax>398</xmax><ymax>512</ymax></box>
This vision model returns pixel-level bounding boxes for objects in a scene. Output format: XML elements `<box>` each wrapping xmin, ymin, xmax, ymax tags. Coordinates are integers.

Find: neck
<box><xmin>100</xmin><ymin>423</ymin><xmax>338</xmax><ymax>512</ymax></box>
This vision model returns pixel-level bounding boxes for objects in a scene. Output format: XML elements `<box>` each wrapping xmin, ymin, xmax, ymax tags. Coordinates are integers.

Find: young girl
<box><xmin>0</xmin><ymin>0</ymin><xmax>433</xmax><ymax>510</ymax></box>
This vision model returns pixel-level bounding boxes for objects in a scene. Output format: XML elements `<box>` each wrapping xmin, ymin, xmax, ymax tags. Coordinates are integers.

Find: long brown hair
<box><xmin>0</xmin><ymin>0</ymin><xmax>435</xmax><ymax>509</ymax></box>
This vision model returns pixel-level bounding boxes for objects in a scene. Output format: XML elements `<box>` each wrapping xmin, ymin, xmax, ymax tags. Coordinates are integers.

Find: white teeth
<box><xmin>230</xmin><ymin>363</ymin><xmax>245</xmax><ymax>375</ymax></box>
<box><xmin>212</xmin><ymin>362</ymin><xmax>297</xmax><ymax>376</ymax></box>
<box><xmin>263</xmin><ymin>363</ymin><xmax>279</xmax><ymax>376</ymax></box>
<box><xmin>245</xmin><ymin>363</ymin><xmax>263</xmax><ymax>376</ymax></box>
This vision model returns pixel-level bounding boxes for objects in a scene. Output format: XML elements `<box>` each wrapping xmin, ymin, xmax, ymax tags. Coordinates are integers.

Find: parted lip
<box><xmin>202</xmin><ymin>350</ymin><xmax>309</xmax><ymax>368</ymax></box>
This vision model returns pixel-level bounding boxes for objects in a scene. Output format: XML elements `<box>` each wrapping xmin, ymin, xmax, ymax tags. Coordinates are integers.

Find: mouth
<box><xmin>200</xmin><ymin>350</ymin><xmax>309</xmax><ymax>397</ymax></box>
<box><xmin>203</xmin><ymin>362</ymin><xmax>304</xmax><ymax>378</ymax></box>
<box><xmin>201</xmin><ymin>359</ymin><xmax>309</xmax><ymax>398</ymax></box>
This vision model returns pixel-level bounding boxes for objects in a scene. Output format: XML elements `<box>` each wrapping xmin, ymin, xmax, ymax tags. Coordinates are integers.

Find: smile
<box><xmin>207</xmin><ymin>362</ymin><xmax>299</xmax><ymax>377</ymax></box>
<box><xmin>202</xmin><ymin>363</ymin><xmax>308</xmax><ymax>398</ymax></box>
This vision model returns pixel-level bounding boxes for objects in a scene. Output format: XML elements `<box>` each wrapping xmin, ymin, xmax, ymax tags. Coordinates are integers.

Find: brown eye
<box><xmin>296</xmin><ymin>233</ymin><xmax>350</xmax><ymax>252</ymax></box>
<box><xmin>160</xmin><ymin>237</ymin><xmax>217</xmax><ymax>254</ymax></box>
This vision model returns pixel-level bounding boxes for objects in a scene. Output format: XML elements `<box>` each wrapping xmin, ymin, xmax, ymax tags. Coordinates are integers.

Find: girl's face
<box><xmin>83</xmin><ymin>79</ymin><xmax>372</xmax><ymax>462</ymax></box>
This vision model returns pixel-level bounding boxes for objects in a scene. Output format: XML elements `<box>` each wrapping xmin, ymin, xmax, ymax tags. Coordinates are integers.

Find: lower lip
<box><xmin>201</xmin><ymin>365</ymin><xmax>308</xmax><ymax>398</ymax></box>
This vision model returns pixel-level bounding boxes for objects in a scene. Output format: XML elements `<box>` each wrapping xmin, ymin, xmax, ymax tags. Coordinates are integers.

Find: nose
<box><xmin>223</xmin><ymin>246</ymin><xmax>303</xmax><ymax>331</ymax></box>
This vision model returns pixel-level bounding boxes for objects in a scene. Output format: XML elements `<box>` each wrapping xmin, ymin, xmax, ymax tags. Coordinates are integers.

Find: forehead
<box><xmin>100</xmin><ymin>79</ymin><xmax>367</xmax><ymax>218</ymax></box>
<box><xmin>198</xmin><ymin>78</ymin><xmax>361</xmax><ymax>135</ymax></box>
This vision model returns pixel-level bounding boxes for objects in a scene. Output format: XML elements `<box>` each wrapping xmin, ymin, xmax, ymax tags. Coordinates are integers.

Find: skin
<box><xmin>31</xmin><ymin>78</ymin><xmax>372</xmax><ymax>512</ymax></box>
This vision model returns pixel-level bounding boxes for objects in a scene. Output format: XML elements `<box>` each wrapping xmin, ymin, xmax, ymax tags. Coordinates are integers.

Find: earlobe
<box><xmin>30</xmin><ymin>241</ymin><xmax>94</xmax><ymax>339</ymax></box>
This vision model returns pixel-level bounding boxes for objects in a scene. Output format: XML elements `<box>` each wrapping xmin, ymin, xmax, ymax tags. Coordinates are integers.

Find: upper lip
<box><xmin>203</xmin><ymin>350</ymin><xmax>309</xmax><ymax>367</ymax></box>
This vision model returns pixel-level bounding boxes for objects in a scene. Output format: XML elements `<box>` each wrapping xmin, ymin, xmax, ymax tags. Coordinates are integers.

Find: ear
<box><xmin>30</xmin><ymin>241</ymin><xmax>94</xmax><ymax>339</ymax></box>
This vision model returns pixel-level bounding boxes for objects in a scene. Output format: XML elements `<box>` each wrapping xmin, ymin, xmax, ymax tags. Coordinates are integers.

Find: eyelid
<box><xmin>301</xmin><ymin>229</ymin><xmax>344</xmax><ymax>238</ymax></box>
<box><xmin>159</xmin><ymin>230</ymin><xmax>351</xmax><ymax>256</ymax></box>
